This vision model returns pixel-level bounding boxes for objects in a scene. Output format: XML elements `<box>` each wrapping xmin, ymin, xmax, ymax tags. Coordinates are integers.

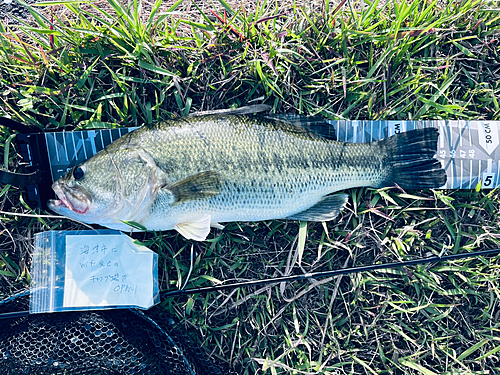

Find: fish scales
<box><xmin>131</xmin><ymin>116</ymin><xmax>384</xmax><ymax>221</ymax></box>
<box><xmin>48</xmin><ymin>115</ymin><xmax>446</xmax><ymax>240</ymax></box>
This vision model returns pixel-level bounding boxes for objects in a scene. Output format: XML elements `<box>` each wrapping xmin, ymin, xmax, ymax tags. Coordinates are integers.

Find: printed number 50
<box><xmin>482</xmin><ymin>173</ymin><xmax>495</xmax><ymax>189</ymax></box>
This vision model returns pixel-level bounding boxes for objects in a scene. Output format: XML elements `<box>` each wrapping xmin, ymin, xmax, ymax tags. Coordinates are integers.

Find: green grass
<box><xmin>1</xmin><ymin>0</ymin><xmax>500</xmax><ymax>373</ymax></box>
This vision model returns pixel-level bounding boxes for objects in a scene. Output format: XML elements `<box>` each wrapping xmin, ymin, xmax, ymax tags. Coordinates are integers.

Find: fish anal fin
<box><xmin>287</xmin><ymin>193</ymin><xmax>349</xmax><ymax>222</ymax></box>
<box><xmin>174</xmin><ymin>215</ymin><xmax>212</xmax><ymax>241</ymax></box>
<box><xmin>165</xmin><ymin>171</ymin><xmax>222</xmax><ymax>203</ymax></box>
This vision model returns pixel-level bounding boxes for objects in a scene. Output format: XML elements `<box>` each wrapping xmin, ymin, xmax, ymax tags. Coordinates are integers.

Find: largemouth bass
<box><xmin>48</xmin><ymin>115</ymin><xmax>446</xmax><ymax>241</ymax></box>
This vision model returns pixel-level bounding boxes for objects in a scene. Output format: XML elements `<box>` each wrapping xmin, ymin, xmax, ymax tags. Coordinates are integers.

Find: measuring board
<box><xmin>328</xmin><ymin>120</ymin><xmax>500</xmax><ymax>190</ymax></box>
<box><xmin>18</xmin><ymin>127</ymin><xmax>137</xmax><ymax>208</ymax></box>
<box><xmin>17</xmin><ymin>121</ymin><xmax>500</xmax><ymax>209</ymax></box>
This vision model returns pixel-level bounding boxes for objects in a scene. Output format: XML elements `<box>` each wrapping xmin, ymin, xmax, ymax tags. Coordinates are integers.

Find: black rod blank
<box><xmin>160</xmin><ymin>248</ymin><xmax>500</xmax><ymax>298</ymax></box>
<box><xmin>2</xmin><ymin>248</ymin><xmax>499</xmax><ymax>320</ymax></box>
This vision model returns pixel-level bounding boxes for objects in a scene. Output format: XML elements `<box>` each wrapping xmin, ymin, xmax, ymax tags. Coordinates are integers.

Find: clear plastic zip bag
<box><xmin>30</xmin><ymin>229</ymin><xmax>159</xmax><ymax>313</ymax></box>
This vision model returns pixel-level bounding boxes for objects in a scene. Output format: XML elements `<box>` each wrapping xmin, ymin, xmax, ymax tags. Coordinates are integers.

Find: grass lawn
<box><xmin>1</xmin><ymin>0</ymin><xmax>500</xmax><ymax>373</ymax></box>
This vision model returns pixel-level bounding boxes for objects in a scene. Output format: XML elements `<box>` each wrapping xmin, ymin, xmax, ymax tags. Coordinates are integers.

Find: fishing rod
<box><xmin>161</xmin><ymin>247</ymin><xmax>500</xmax><ymax>298</ymax></box>
<box><xmin>2</xmin><ymin>247</ymin><xmax>499</xmax><ymax>320</ymax></box>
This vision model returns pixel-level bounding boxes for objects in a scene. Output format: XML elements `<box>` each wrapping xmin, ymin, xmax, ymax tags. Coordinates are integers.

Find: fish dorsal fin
<box><xmin>164</xmin><ymin>171</ymin><xmax>222</xmax><ymax>203</ymax></box>
<box><xmin>287</xmin><ymin>193</ymin><xmax>349</xmax><ymax>222</ymax></box>
<box><xmin>191</xmin><ymin>104</ymin><xmax>271</xmax><ymax>116</ymax></box>
<box><xmin>263</xmin><ymin>114</ymin><xmax>337</xmax><ymax>141</ymax></box>
<box><xmin>174</xmin><ymin>215</ymin><xmax>212</xmax><ymax>241</ymax></box>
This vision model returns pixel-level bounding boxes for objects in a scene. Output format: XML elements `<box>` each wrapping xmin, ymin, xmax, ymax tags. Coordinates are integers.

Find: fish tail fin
<box><xmin>381</xmin><ymin>128</ymin><xmax>447</xmax><ymax>189</ymax></box>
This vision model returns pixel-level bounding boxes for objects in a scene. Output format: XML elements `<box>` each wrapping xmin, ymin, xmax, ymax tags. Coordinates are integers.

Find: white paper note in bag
<box><xmin>63</xmin><ymin>235</ymin><xmax>155</xmax><ymax>309</ymax></box>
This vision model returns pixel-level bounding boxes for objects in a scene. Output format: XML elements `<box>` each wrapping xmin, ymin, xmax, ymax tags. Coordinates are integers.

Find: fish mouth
<box><xmin>49</xmin><ymin>183</ymin><xmax>90</xmax><ymax>214</ymax></box>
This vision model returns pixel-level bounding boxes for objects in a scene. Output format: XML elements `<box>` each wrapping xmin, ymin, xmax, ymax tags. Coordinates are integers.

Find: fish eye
<box><xmin>73</xmin><ymin>166</ymin><xmax>85</xmax><ymax>180</ymax></box>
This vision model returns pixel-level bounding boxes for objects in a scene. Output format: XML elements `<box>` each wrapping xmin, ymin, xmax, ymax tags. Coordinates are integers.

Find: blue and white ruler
<box><xmin>43</xmin><ymin>127</ymin><xmax>137</xmax><ymax>183</ymax></box>
<box><xmin>329</xmin><ymin>120</ymin><xmax>500</xmax><ymax>189</ymax></box>
<box><xmin>42</xmin><ymin>121</ymin><xmax>500</xmax><ymax>190</ymax></box>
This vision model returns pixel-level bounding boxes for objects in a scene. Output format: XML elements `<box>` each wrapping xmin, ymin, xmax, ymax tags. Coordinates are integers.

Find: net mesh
<box><xmin>0</xmin><ymin>291</ymin><xmax>235</xmax><ymax>375</ymax></box>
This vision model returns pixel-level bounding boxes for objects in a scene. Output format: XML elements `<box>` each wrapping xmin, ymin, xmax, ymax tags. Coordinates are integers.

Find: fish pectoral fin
<box><xmin>164</xmin><ymin>171</ymin><xmax>223</xmax><ymax>203</ymax></box>
<box><xmin>287</xmin><ymin>193</ymin><xmax>349</xmax><ymax>222</ymax></box>
<box><xmin>174</xmin><ymin>215</ymin><xmax>212</xmax><ymax>241</ymax></box>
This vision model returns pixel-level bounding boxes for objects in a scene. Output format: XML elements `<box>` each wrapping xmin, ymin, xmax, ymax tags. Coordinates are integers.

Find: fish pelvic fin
<box><xmin>174</xmin><ymin>214</ymin><xmax>212</xmax><ymax>241</ymax></box>
<box><xmin>210</xmin><ymin>222</ymin><xmax>225</xmax><ymax>229</ymax></box>
<box><xmin>381</xmin><ymin>128</ymin><xmax>447</xmax><ymax>189</ymax></box>
<box><xmin>287</xmin><ymin>193</ymin><xmax>349</xmax><ymax>222</ymax></box>
<box><xmin>164</xmin><ymin>171</ymin><xmax>222</xmax><ymax>204</ymax></box>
